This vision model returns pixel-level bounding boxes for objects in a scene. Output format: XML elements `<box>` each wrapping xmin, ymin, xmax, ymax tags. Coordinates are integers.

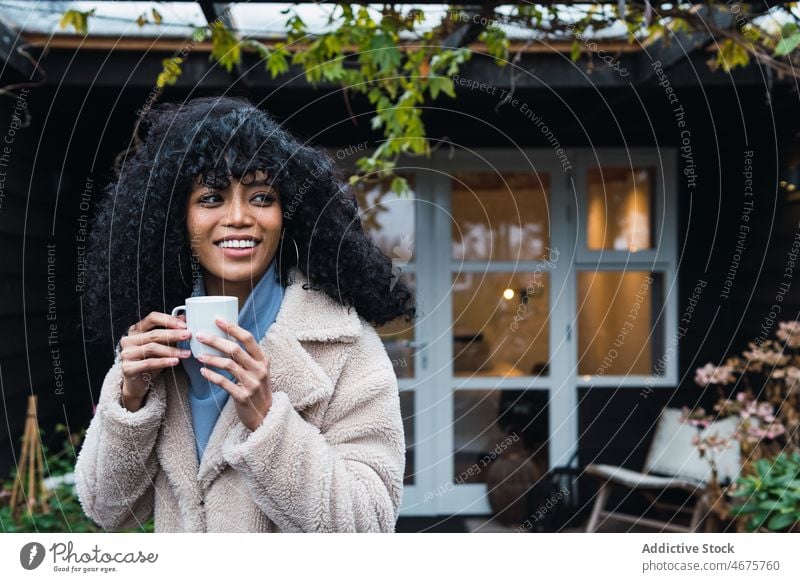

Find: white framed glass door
<box><xmin>415</xmin><ymin>151</ymin><xmax>574</xmax><ymax>516</ymax></box>
<box><xmin>347</xmin><ymin>147</ymin><xmax>677</xmax><ymax>517</ymax></box>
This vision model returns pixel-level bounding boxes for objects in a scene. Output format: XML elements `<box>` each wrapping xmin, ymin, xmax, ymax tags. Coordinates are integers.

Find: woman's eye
<box><xmin>198</xmin><ymin>192</ymin><xmax>222</xmax><ymax>205</ymax></box>
<box><xmin>252</xmin><ymin>192</ymin><xmax>276</xmax><ymax>204</ymax></box>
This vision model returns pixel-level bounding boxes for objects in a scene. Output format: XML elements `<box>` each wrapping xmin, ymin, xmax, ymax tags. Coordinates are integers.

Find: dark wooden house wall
<box><xmin>0</xmin><ymin>87</ymin><xmax>89</xmax><ymax>478</ymax></box>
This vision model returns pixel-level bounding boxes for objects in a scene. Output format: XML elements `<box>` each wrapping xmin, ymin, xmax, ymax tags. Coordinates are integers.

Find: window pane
<box><xmin>452</xmin><ymin>272</ymin><xmax>549</xmax><ymax>377</ymax></box>
<box><xmin>452</xmin><ymin>172</ymin><xmax>550</xmax><ymax>261</ymax></box>
<box><xmin>355</xmin><ymin>174</ymin><xmax>415</xmax><ymax>263</ymax></box>
<box><xmin>452</xmin><ymin>389</ymin><xmax>548</xmax><ymax>485</ymax></box>
<box><xmin>400</xmin><ymin>391</ymin><xmax>416</xmax><ymax>485</ymax></box>
<box><xmin>576</xmin><ymin>271</ymin><xmax>665</xmax><ymax>376</ymax></box>
<box><xmin>587</xmin><ymin>168</ymin><xmax>654</xmax><ymax>251</ymax></box>
<box><xmin>375</xmin><ymin>274</ymin><xmax>416</xmax><ymax>379</ymax></box>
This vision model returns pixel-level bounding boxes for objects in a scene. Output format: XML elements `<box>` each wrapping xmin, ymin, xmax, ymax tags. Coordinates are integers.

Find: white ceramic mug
<box><xmin>171</xmin><ymin>296</ymin><xmax>239</xmax><ymax>358</ymax></box>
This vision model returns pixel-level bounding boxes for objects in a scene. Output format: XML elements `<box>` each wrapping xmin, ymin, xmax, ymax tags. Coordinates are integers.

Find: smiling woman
<box><xmin>74</xmin><ymin>95</ymin><xmax>416</xmax><ymax>533</ymax></box>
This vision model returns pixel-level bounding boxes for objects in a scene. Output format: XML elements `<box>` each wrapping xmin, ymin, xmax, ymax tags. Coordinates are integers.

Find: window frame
<box><xmin>570</xmin><ymin>147</ymin><xmax>679</xmax><ymax>387</ymax></box>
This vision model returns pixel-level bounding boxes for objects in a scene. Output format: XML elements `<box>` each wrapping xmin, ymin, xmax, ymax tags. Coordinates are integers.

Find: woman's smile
<box><xmin>214</xmin><ymin>234</ymin><xmax>263</xmax><ymax>258</ymax></box>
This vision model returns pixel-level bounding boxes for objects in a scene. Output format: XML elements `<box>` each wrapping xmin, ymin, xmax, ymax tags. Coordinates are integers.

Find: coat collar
<box><xmin>156</xmin><ymin>266</ymin><xmax>363</xmax><ymax>527</ymax></box>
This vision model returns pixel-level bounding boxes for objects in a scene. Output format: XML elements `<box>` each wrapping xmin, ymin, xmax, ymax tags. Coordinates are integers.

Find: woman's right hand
<box><xmin>119</xmin><ymin>312</ymin><xmax>192</xmax><ymax>408</ymax></box>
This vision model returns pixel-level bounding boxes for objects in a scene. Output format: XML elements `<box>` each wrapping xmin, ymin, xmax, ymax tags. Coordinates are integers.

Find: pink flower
<box><xmin>777</xmin><ymin>321</ymin><xmax>800</xmax><ymax>348</ymax></box>
<box><xmin>747</xmin><ymin>423</ymin><xmax>786</xmax><ymax>440</ymax></box>
<box><xmin>740</xmin><ymin>404</ymin><xmax>753</xmax><ymax>419</ymax></box>
<box><xmin>756</xmin><ymin>402</ymin><xmax>775</xmax><ymax>420</ymax></box>
<box><xmin>784</xmin><ymin>367</ymin><xmax>800</xmax><ymax>387</ymax></box>
<box><xmin>743</xmin><ymin>344</ymin><xmax>789</xmax><ymax>366</ymax></box>
<box><xmin>694</xmin><ymin>362</ymin><xmax>736</xmax><ymax>386</ymax></box>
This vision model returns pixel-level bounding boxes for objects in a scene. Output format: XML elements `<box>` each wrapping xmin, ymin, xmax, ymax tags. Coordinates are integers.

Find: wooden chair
<box><xmin>584</xmin><ymin>407</ymin><xmax>741</xmax><ymax>532</ymax></box>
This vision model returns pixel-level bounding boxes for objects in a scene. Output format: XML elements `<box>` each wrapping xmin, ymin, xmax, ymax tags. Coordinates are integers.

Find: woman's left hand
<box><xmin>196</xmin><ymin>318</ymin><xmax>272</xmax><ymax>432</ymax></box>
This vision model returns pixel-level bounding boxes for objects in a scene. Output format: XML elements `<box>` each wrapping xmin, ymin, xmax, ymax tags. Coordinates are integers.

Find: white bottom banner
<box><xmin>2</xmin><ymin>533</ymin><xmax>798</xmax><ymax>581</ymax></box>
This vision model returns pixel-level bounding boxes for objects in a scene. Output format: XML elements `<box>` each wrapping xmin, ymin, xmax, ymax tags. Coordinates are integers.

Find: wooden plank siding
<box><xmin>0</xmin><ymin>89</ymin><xmax>109</xmax><ymax>479</ymax></box>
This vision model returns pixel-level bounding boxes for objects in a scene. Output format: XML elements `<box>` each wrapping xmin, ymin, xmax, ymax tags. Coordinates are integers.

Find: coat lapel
<box><xmin>157</xmin><ymin>267</ymin><xmax>363</xmax><ymax>518</ymax></box>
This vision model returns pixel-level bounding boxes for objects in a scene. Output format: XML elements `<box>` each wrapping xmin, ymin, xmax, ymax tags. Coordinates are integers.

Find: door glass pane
<box><xmin>453</xmin><ymin>389</ymin><xmax>549</xmax><ymax>484</ymax></box>
<box><xmin>452</xmin><ymin>172</ymin><xmax>550</xmax><ymax>261</ymax></box>
<box><xmin>400</xmin><ymin>391</ymin><xmax>415</xmax><ymax>485</ymax></box>
<box><xmin>576</xmin><ymin>271</ymin><xmax>665</xmax><ymax>376</ymax></box>
<box><xmin>375</xmin><ymin>273</ymin><xmax>415</xmax><ymax>379</ymax></box>
<box><xmin>587</xmin><ymin>167</ymin><xmax>654</xmax><ymax>252</ymax></box>
<box><xmin>452</xmin><ymin>272</ymin><xmax>549</xmax><ymax>377</ymax></box>
<box><xmin>355</xmin><ymin>174</ymin><xmax>415</xmax><ymax>263</ymax></box>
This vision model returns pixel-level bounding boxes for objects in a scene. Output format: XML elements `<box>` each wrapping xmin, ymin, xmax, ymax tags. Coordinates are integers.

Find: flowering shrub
<box><xmin>688</xmin><ymin>321</ymin><xmax>800</xmax><ymax>459</ymax></box>
<box><xmin>684</xmin><ymin>320</ymin><xmax>800</xmax><ymax>531</ymax></box>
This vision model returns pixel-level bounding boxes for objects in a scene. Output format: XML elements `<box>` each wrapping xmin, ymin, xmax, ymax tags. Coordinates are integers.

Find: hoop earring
<box><xmin>278</xmin><ymin>230</ymin><xmax>301</xmax><ymax>286</ymax></box>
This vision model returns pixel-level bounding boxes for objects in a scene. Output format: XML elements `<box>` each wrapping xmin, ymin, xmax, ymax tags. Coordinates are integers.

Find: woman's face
<box><xmin>186</xmin><ymin>169</ymin><xmax>283</xmax><ymax>286</ymax></box>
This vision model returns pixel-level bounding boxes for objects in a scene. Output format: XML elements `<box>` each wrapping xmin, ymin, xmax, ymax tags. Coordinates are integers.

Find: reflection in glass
<box><xmin>400</xmin><ymin>391</ymin><xmax>415</xmax><ymax>485</ymax></box>
<box><xmin>452</xmin><ymin>172</ymin><xmax>549</xmax><ymax>261</ymax></box>
<box><xmin>355</xmin><ymin>174</ymin><xmax>416</xmax><ymax>262</ymax></box>
<box><xmin>375</xmin><ymin>273</ymin><xmax>415</xmax><ymax>378</ymax></box>
<box><xmin>587</xmin><ymin>168</ymin><xmax>654</xmax><ymax>251</ymax></box>
<box><xmin>453</xmin><ymin>389</ymin><xmax>548</xmax><ymax>523</ymax></box>
<box><xmin>452</xmin><ymin>272</ymin><xmax>549</xmax><ymax>377</ymax></box>
<box><xmin>577</xmin><ymin>271</ymin><xmax>665</xmax><ymax>376</ymax></box>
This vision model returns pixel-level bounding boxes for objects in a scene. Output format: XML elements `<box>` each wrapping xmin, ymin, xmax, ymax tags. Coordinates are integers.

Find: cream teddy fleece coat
<box><xmin>74</xmin><ymin>267</ymin><xmax>406</xmax><ymax>532</ymax></box>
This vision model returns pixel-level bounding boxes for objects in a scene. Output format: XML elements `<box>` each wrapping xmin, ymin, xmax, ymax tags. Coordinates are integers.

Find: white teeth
<box><xmin>218</xmin><ymin>240</ymin><xmax>257</xmax><ymax>249</ymax></box>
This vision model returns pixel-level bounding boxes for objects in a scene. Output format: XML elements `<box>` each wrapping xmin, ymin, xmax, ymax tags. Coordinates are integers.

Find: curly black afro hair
<box><xmin>82</xmin><ymin>95</ymin><xmax>416</xmax><ymax>346</ymax></box>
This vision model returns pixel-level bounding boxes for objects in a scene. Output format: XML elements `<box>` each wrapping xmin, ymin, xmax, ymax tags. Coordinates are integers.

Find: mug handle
<box><xmin>171</xmin><ymin>305</ymin><xmax>186</xmax><ymax>318</ymax></box>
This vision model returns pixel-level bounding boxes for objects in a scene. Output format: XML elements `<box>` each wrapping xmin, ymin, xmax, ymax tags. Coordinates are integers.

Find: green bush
<box><xmin>729</xmin><ymin>451</ymin><xmax>800</xmax><ymax>532</ymax></box>
<box><xmin>0</xmin><ymin>424</ymin><xmax>153</xmax><ymax>533</ymax></box>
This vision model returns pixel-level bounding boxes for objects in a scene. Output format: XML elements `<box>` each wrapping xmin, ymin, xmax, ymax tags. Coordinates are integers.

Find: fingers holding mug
<box><xmin>120</xmin><ymin>311</ymin><xmax>189</xmax><ymax>405</ymax></box>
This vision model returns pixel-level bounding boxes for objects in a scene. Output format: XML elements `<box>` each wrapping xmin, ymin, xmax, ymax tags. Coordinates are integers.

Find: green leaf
<box><xmin>570</xmin><ymin>40</ymin><xmax>581</xmax><ymax>62</ymax></box>
<box><xmin>756</xmin><ymin>458</ymin><xmax>773</xmax><ymax>479</ymax></box>
<box><xmin>264</xmin><ymin>45</ymin><xmax>290</xmax><ymax>78</ymax></box>
<box><xmin>210</xmin><ymin>22</ymin><xmax>241</xmax><ymax>73</ymax></box>
<box><xmin>428</xmin><ymin>76</ymin><xmax>455</xmax><ymax>100</ymax></box>
<box><xmin>58</xmin><ymin>9</ymin><xmax>95</xmax><ymax>35</ymax></box>
<box><xmin>157</xmin><ymin>57</ymin><xmax>184</xmax><ymax>87</ymax></box>
<box><xmin>320</xmin><ymin>56</ymin><xmax>346</xmax><ymax>81</ymax></box>
<box><xmin>390</xmin><ymin>176</ymin><xmax>408</xmax><ymax>196</ymax></box>
<box><xmin>715</xmin><ymin>38</ymin><xmax>750</xmax><ymax>72</ymax></box>
<box><xmin>729</xmin><ymin>483</ymin><xmax>755</xmax><ymax>497</ymax></box>
<box><xmin>479</xmin><ymin>27</ymin><xmax>509</xmax><ymax>64</ymax></box>
<box><xmin>668</xmin><ymin>18</ymin><xmax>691</xmax><ymax>35</ymax></box>
<box><xmin>729</xmin><ymin>502</ymin><xmax>760</xmax><ymax>515</ymax></box>
<box><xmin>757</xmin><ymin>500</ymin><xmax>782</xmax><ymax>511</ymax></box>
<box><xmin>779</xmin><ymin>22</ymin><xmax>799</xmax><ymax>38</ymax></box>
<box><xmin>191</xmin><ymin>27</ymin><xmax>208</xmax><ymax>43</ymax></box>
<box><xmin>750</xmin><ymin>510</ymin><xmax>772</xmax><ymax>529</ymax></box>
<box><xmin>370</xmin><ymin>34</ymin><xmax>402</xmax><ymax>72</ymax></box>
<box><xmin>767</xmin><ymin>512</ymin><xmax>798</xmax><ymax>531</ymax></box>
<box><xmin>775</xmin><ymin>33</ymin><xmax>800</xmax><ymax>56</ymax></box>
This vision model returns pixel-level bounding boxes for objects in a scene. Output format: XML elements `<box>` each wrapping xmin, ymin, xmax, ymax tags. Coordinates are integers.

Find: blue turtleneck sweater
<box><xmin>177</xmin><ymin>259</ymin><xmax>285</xmax><ymax>462</ymax></box>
